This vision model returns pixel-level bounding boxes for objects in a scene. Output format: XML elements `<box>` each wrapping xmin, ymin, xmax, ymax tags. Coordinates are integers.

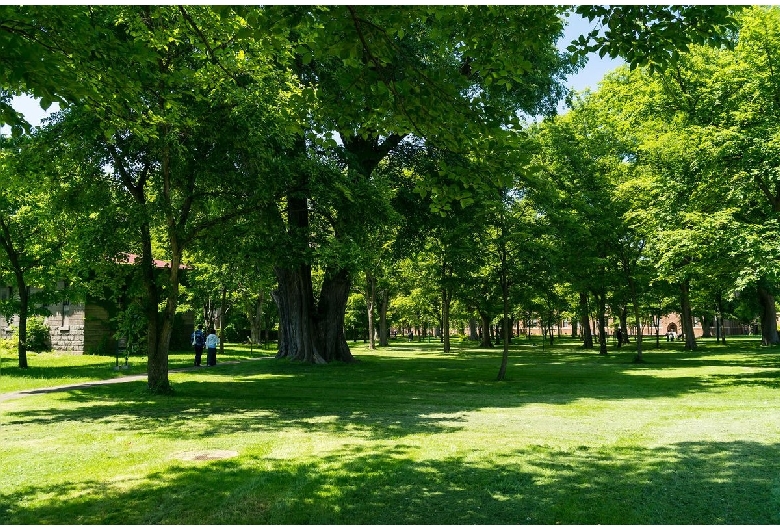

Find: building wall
<box><xmin>515</xmin><ymin>313</ymin><xmax>761</xmax><ymax>339</ymax></box>
<box><xmin>46</xmin><ymin>300</ymin><xmax>86</xmax><ymax>352</ymax></box>
<box><xmin>0</xmin><ymin>285</ymin><xmax>193</xmax><ymax>354</ymax></box>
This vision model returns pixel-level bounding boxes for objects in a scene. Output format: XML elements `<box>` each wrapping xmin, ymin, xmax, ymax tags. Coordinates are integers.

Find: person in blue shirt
<box><xmin>205</xmin><ymin>328</ymin><xmax>220</xmax><ymax>366</ymax></box>
<box><xmin>191</xmin><ymin>324</ymin><xmax>205</xmax><ymax>366</ymax></box>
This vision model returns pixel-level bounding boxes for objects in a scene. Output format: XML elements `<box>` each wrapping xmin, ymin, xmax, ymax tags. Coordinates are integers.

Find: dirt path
<box><xmin>0</xmin><ymin>359</ymin><xmax>264</xmax><ymax>403</ymax></box>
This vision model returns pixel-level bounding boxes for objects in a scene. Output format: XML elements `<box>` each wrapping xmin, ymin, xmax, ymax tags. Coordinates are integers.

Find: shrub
<box><xmin>26</xmin><ymin>316</ymin><xmax>52</xmax><ymax>351</ymax></box>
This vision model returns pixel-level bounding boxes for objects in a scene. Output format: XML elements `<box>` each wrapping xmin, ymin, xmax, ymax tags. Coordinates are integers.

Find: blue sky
<box><xmin>4</xmin><ymin>12</ymin><xmax>622</xmax><ymax>130</ymax></box>
<box><xmin>560</xmin><ymin>12</ymin><xmax>625</xmax><ymax>95</ymax></box>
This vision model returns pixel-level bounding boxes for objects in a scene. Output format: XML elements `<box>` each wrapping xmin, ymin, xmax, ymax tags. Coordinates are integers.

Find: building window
<box><xmin>60</xmin><ymin>299</ymin><xmax>70</xmax><ymax>331</ymax></box>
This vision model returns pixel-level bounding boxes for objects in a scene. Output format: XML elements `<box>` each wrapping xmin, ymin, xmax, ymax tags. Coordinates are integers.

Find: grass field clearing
<box><xmin>1</xmin><ymin>337</ymin><xmax>778</xmax><ymax>524</ymax></box>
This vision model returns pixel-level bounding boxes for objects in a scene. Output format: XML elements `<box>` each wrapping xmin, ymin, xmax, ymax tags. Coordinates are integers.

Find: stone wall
<box><xmin>46</xmin><ymin>301</ymin><xmax>85</xmax><ymax>352</ymax></box>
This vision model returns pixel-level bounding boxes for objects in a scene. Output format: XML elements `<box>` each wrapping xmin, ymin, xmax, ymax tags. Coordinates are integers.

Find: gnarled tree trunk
<box><xmin>316</xmin><ymin>267</ymin><xmax>355</xmax><ymax>362</ymax></box>
<box><xmin>273</xmin><ymin>264</ymin><xmax>322</xmax><ymax>363</ymax></box>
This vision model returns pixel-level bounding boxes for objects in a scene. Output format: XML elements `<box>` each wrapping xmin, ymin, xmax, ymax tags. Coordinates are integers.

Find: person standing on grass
<box><xmin>206</xmin><ymin>328</ymin><xmax>219</xmax><ymax>366</ymax></box>
<box><xmin>191</xmin><ymin>324</ymin><xmax>205</xmax><ymax>366</ymax></box>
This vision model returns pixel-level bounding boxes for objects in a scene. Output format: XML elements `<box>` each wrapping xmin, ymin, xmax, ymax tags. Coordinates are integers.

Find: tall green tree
<box><xmin>44</xmin><ymin>6</ymin><xmax>296</xmax><ymax>391</ymax></box>
<box><xmin>0</xmin><ymin>136</ymin><xmax>67</xmax><ymax>367</ymax></box>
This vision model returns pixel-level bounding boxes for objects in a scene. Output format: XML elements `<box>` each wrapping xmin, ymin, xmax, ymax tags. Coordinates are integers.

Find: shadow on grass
<box><xmin>1</xmin><ymin>440</ymin><xmax>778</xmax><ymax>524</ymax></box>
<box><xmin>4</xmin><ymin>342</ymin><xmax>778</xmax><ymax>440</ymax></box>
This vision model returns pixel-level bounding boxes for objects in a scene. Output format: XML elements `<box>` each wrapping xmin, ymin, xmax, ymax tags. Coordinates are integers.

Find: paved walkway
<box><xmin>0</xmin><ymin>359</ymin><xmax>265</xmax><ymax>403</ymax></box>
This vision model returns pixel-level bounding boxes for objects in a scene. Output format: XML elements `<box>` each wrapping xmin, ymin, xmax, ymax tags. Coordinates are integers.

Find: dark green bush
<box><xmin>27</xmin><ymin>316</ymin><xmax>52</xmax><ymax>351</ymax></box>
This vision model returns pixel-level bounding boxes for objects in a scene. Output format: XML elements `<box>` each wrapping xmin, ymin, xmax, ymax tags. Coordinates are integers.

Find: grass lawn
<box><xmin>1</xmin><ymin>336</ymin><xmax>779</xmax><ymax>524</ymax></box>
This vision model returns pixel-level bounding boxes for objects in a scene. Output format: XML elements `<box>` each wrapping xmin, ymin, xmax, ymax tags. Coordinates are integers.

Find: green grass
<box><xmin>1</xmin><ymin>337</ymin><xmax>779</xmax><ymax>524</ymax></box>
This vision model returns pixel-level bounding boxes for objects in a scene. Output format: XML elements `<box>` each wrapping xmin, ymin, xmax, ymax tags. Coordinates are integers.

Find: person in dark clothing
<box><xmin>191</xmin><ymin>324</ymin><xmax>205</xmax><ymax>366</ymax></box>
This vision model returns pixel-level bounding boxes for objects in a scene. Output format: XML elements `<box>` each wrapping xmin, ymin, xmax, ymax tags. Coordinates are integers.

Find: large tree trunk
<box><xmin>579</xmin><ymin>292</ymin><xmax>593</xmax><ymax>349</ymax></box>
<box><xmin>140</xmin><ymin>223</ymin><xmax>167</xmax><ymax>392</ymax></box>
<box><xmin>316</xmin><ymin>267</ymin><xmax>355</xmax><ymax>362</ymax></box>
<box><xmin>143</xmin><ymin>234</ymin><xmax>180</xmax><ymax>394</ymax></box>
<box><xmin>273</xmin><ymin>180</ymin><xmax>332</xmax><ymax>364</ymax></box>
<box><xmin>680</xmin><ymin>280</ymin><xmax>697</xmax><ymax>351</ymax></box>
<box><xmin>273</xmin><ymin>264</ymin><xmax>322</xmax><ymax>363</ymax></box>
<box><xmin>758</xmin><ymin>283</ymin><xmax>780</xmax><ymax>346</ymax></box>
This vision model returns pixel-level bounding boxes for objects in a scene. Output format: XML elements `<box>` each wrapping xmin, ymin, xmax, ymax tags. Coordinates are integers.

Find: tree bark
<box><xmin>619</xmin><ymin>305</ymin><xmax>629</xmax><ymax>344</ymax></box>
<box><xmin>378</xmin><ymin>288</ymin><xmax>389</xmax><ymax>347</ymax></box>
<box><xmin>142</xmin><ymin>225</ymin><xmax>176</xmax><ymax>393</ymax></box>
<box><xmin>594</xmin><ymin>291</ymin><xmax>608</xmax><ymax>355</ymax></box>
<box><xmin>679</xmin><ymin>280</ymin><xmax>697</xmax><ymax>350</ymax></box>
<box><xmin>715</xmin><ymin>293</ymin><xmax>726</xmax><ymax>344</ymax></box>
<box><xmin>579</xmin><ymin>292</ymin><xmax>593</xmax><ymax>349</ymax></box>
<box><xmin>16</xmin><ymin>280</ymin><xmax>28</xmax><ymax>369</ymax></box>
<box><xmin>627</xmin><ymin>276</ymin><xmax>644</xmax><ymax>363</ymax></box>
<box><xmin>0</xmin><ymin>218</ymin><xmax>30</xmax><ymax>368</ymax></box>
<box><xmin>273</xmin><ymin>264</ymin><xmax>322</xmax><ymax>363</ymax></box>
<box><xmin>248</xmin><ymin>289</ymin><xmax>264</xmax><ymax>344</ymax></box>
<box><xmin>366</xmin><ymin>271</ymin><xmax>376</xmax><ymax>350</ymax></box>
<box><xmin>442</xmin><ymin>286</ymin><xmax>451</xmax><ymax>353</ymax></box>
<box><xmin>218</xmin><ymin>284</ymin><xmax>227</xmax><ymax>358</ymax></box>
<box><xmin>479</xmin><ymin>311</ymin><xmax>493</xmax><ymax>348</ymax></box>
<box><xmin>468</xmin><ymin>317</ymin><xmax>478</xmax><ymax>341</ymax></box>
<box><xmin>758</xmin><ymin>283</ymin><xmax>780</xmax><ymax>346</ymax></box>
<box><xmin>497</xmin><ymin>234</ymin><xmax>509</xmax><ymax>381</ymax></box>
<box><xmin>273</xmin><ymin>175</ymin><xmax>343</xmax><ymax>364</ymax></box>
<box><xmin>700</xmin><ymin>313</ymin><xmax>713</xmax><ymax>338</ymax></box>
<box><xmin>316</xmin><ymin>267</ymin><xmax>355</xmax><ymax>362</ymax></box>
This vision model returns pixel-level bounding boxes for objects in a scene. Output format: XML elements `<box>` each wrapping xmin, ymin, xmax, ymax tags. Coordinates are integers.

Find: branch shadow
<box><xmin>3</xmin><ymin>345</ymin><xmax>778</xmax><ymax>440</ymax></box>
<box><xmin>1</xmin><ymin>441</ymin><xmax>778</xmax><ymax>524</ymax></box>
